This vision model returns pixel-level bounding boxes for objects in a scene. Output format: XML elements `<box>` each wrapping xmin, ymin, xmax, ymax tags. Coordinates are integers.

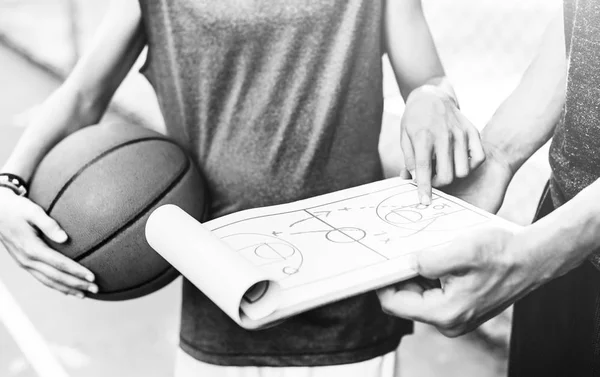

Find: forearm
<box><xmin>2</xmin><ymin>0</ymin><xmax>144</xmax><ymax>181</ymax></box>
<box><xmin>483</xmin><ymin>12</ymin><xmax>566</xmax><ymax>175</ymax></box>
<box><xmin>2</xmin><ymin>85</ymin><xmax>103</xmax><ymax>180</ymax></box>
<box><xmin>384</xmin><ymin>0</ymin><xmax>448</xmax><ymax>100</ymax></box>
<box><xmin>517</xmin><ymin>178</ymin><xmax>600</xmax><ymax>284</ymax></box>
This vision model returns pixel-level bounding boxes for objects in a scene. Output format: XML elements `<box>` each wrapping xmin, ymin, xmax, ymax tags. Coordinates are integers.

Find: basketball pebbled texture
<box><xmin>29</xmin><ymin>122</ymin><xmax>208</xmax><ymax>301</ymax></box>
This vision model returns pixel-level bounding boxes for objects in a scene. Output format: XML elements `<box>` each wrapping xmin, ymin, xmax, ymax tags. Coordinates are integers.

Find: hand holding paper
<box><xmin>145</xmin><ymin>178</ymin><xmax>517</xmax><ymax>329</ymax></box>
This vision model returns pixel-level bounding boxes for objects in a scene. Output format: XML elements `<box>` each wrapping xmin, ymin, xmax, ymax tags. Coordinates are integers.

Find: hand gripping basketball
<box><xmin>28</xmin><ymin>122</ymin><xmax>208</xmax><ymax>300</ymax></box>
<box><xmin>0</xmin><ymin>187</ymin><xmax>97</xmax><ymax>297</ymax></box>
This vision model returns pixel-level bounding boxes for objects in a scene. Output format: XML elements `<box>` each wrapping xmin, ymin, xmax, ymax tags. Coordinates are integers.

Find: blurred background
<box><xmin>0</xmin><ymin>0</ymin><xmax>560</xmax><ymax>376</ymax></box>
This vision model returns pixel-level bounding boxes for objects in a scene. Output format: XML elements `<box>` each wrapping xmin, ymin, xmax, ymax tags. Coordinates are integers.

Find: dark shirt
<box><xmin>138</xmin><ymin>0</ymin><xmax>412</xmax><ymax>366</ymax></box>
<box><xmin>549</xmin><ymin>0</ymin><xmax>600</xmax><ymax>269</ymax></box>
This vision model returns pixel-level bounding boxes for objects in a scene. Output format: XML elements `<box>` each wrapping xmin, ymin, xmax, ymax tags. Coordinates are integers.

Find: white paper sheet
<box><xmin>145</xmin><ymin>178</ymin><xmax>519</xmax><ymax>329</ymax></box>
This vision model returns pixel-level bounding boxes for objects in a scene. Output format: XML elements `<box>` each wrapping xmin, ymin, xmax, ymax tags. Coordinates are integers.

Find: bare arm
<box><xmin>438</xmin><ymin>10</ymin><xmax>567</xmax><ymax>214</ymax></box>
<box><xmin>384</xmin><ymin>0</ymin><xmax>445</xmax><ymax>98</ymax></box>
<box><xmin>0</xmin><ymin>0</ymin><xmax>146</xmax><ymax>298</ymax></box>
<box><xmin>2</xmin><ymin>0</ymin><xmax>146</xmax><ymax>180</ymax></box>
<box><xmin>483</xmin><ymin>11</ymin><xmax>567</xmax><ymax>174</ymax></box>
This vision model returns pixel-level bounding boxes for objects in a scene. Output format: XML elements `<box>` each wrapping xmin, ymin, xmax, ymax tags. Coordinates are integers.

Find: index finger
<box><xmin>27</xmin><ymin>238</ymin><xmax>95</xmax><ymax>282</ymax></box>
<box><xmin>411</xmin><ymin>132</ymin><xmax>434</xmax><ymax>205</ymax></box>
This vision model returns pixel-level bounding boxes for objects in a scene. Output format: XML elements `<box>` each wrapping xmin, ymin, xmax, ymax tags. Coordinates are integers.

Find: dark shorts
<box><xmin>508</xmin><ymin>182</ymin><xmax>600</xmax><ymax>376</ymax></box>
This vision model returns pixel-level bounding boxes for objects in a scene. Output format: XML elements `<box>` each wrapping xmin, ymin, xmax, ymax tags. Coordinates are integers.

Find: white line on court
<box><xmin>0</xmin><ymin>278</ymin><xmax>70</xmax><ymax>377</ymax></box>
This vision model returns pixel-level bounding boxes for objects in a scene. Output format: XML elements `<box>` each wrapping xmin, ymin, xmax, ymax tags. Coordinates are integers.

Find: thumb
<box><xmin>416</xmin><ymin>242</ymin><xmax>475</xmax><ymax>279</ymax></box>
<box><xmin>26</xmin><ymin>204</ymin><xmax>68</xmax><ymax>244</ymax></box>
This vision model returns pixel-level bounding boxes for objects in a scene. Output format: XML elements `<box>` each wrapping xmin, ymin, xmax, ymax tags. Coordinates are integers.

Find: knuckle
<box><xmin>473</xmin><ymin>153</ymin><xmax>486</xmax><ymax>165</ymax></box>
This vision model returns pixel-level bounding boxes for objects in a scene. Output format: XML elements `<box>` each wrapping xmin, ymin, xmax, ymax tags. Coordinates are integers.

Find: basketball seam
<box><xmin>90</xmin><ymin>264</ymin><xmax>176</xmax><ymax>298</ymax></box>
<box><xmin>46</xmin><ymin>136</ymin><xmax>173</xmax><ymax>213</ymax></box>
<box><xmin>71</xmin><ymin>154</ymin><xmax>191</xmax><ymax>263</ymax></box>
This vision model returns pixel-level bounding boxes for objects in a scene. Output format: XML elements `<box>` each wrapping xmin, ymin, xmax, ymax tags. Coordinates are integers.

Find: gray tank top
<box><xmin>139</xmin><ymin>0</ymin><xmax>411</xmax><ymax>366</ymax></box>
<box><xmin>549</xmin><ymin>0</ymin><xmax>600</xmax><ymax>269</ymax></box>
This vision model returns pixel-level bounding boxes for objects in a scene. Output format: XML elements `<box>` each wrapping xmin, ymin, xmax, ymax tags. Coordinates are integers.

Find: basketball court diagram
<box><xmin>209</xmin><ymin>181</ymin><xmax>490</xmax><ymax>288</ymax></box>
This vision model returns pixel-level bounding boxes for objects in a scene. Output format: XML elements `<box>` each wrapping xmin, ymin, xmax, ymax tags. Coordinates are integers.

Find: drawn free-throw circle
<box><xmin>325</xmin><ymin>227</ymin><xmax>366</xmax><ymax>243</ymax></box>
<box><xmin>255</xmin><ymin>242</ymin><xmax>296</xmax><ymax>260</ymax></box>
<box><xmin>221</xmin><ymin>233</ymin><xmax>304</xmax><ymax>278</ymax></box>
<box><xmin>385</xmin><ymin>208</ymin><xmax>423</xmax><ymax>225</ymax></box>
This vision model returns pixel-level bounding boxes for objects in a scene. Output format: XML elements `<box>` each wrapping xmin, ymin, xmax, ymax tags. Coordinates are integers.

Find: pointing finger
<box><xmin>411</xmin><ymin>132</ymin><xmax>434</xmax><ymax>205</ymax></box>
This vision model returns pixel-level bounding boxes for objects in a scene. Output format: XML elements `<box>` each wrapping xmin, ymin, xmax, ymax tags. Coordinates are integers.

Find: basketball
<box><xmin>28</xmin><ymin>122</ymin><xmax>208</xmax><ymax>301</ymax></box>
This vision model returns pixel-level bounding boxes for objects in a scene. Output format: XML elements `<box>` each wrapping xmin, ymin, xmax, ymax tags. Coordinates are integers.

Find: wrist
<box><xmin>540</xmin><ymin>182</ymin><xmax>600</xmax><ymax>274</ymax></box>
<box><xmin>409</xmin><ymin>76</ymin><xmax>460</xmax><ymax>109</ymax></box>
<box><xmin>480</xmin><ymin>116</ymin><xmax>540</xmax><ymax>176</ymax></box>
<box><xmin>514</xmin><ymin>206</ymin><xmax>596</xmax><ymax>286</ymax></box>
<box><xmin>480</xmin><ymin>132</ymin><xmax>521</xmax><ymax>176</ymax></box>
<box><xmin>481</xmin><ymin>138</ymin><xmax>515</xmax><ymax>172</ymax></box>
<box><xmin>0</xmin><ymin>186</ymin><xmax>18</xmax><ymax>196</ymax></box>
<box><xmin>0</xmin><ymin>173</ymin><xmax>28</xmax><ymax>197</ymax></box>
<box><xmin>509</xmin><ymin>226</ymin><xmax>557</xmax><ymax>288</ymax></box>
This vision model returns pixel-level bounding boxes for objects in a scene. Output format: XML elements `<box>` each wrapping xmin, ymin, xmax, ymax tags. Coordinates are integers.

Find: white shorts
<box><xmin>174</xmin><ymin>347</ymin><xmax>400</xmax><ymax>377</ymax></box>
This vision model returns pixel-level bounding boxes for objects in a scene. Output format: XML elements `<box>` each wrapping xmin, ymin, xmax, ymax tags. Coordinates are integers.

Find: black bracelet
<box><xmin>0</xmin><ymin>173</ymin><xmax>28</xmax><ymax>196</ymax></box>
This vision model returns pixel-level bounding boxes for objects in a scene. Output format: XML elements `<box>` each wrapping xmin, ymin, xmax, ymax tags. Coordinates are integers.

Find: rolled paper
<box><xmin>145</xmin><ymin>205</ymin><xmax>280</xmax><ymax>325</ymax></box>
